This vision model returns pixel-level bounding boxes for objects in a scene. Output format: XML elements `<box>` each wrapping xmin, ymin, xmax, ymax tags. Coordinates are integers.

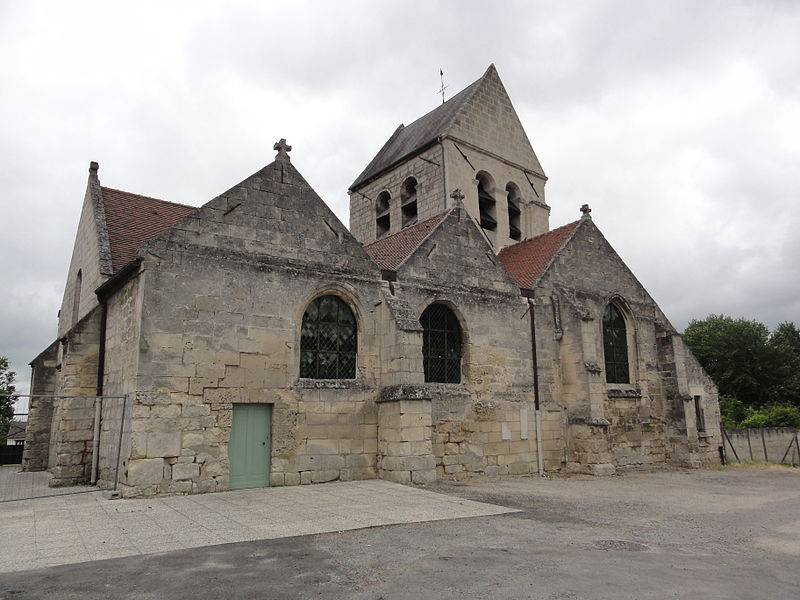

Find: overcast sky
<box><xmin>1</xmin><ymin>1</ymin><xmax>798</xmax><ymax>402</ymax></box>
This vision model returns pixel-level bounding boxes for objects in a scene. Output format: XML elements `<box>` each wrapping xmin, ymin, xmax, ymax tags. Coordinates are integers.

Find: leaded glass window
<box><xmin>300</xmin><ymin>295</ymin><xmax>357</xmax><ymax>379</ymax></box>
<box><xmin>421</xmin><ymin>304</ymin><xmax>462</xmax><ymax>383</ymax></box>
<box><xmin>603</xmin><ymin>303</ymin><xmax>629</xmax><ymax>384</ymax></box>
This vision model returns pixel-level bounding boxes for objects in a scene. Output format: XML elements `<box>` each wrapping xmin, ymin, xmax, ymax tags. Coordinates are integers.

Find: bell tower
<box><xmin>349</xmin><ymin>65</ymin><xmax>550</xmax><ymax>251</ymax></box>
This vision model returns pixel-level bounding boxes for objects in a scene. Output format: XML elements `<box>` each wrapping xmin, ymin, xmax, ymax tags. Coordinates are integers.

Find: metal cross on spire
<box><xmin>438</xmin><ymin>68</ymin><xmax>448</xmax><ymax>105</ymax></box>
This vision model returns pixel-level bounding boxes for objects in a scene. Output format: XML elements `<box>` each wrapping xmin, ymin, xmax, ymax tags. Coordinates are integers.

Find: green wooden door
<box><xmin>228</xmin><ymin>403</ymin><xmax>272</xmax><ymax>490</ymax></box>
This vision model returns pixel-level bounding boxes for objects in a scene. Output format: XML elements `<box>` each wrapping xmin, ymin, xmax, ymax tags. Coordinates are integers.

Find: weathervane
<box><xmin>438</xmin><ymin>68</ymin><xmax>448</xmax><ymax>104</ymax></box>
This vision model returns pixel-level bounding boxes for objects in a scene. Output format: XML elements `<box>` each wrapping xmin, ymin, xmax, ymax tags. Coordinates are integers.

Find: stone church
<box><xmin>24</xmin><ymin>65</ymin><xmax>721</xmax><ymax>497</ymax></box>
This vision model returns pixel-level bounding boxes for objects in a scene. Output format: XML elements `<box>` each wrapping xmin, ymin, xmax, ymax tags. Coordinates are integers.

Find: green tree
<box><xmin>683</xmin><ymin>315</ymin><xmax>789</xmax><ymax>408</ymax></box>
<box><xmin>768</xmin><ymin>322</ymin><xmax>800</xmax><ymax>407</ymax></box>
<box><xmin>0</xmin><ymin>357</ymin><xmax>17</xmax><ymax>444</ymax></box>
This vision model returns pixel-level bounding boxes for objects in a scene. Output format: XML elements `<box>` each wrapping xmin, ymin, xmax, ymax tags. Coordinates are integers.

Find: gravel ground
<box><xmin>1</xmin><ymin>466</ymin><xmax>798</xmax><ymax>600</ymax></box>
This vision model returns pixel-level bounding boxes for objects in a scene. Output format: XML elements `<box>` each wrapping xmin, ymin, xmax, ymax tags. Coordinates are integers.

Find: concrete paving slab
<box><xmin>0</xmin><ymin>474</ymin><xmax>516</xmax><ymax>573</ymax></box>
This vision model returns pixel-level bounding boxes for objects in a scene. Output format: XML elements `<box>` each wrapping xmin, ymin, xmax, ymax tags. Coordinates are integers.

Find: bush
<box><xmin>738</xmin><ymin>404</ymin><xmax>800</xmax><ymax>428</ymax></box>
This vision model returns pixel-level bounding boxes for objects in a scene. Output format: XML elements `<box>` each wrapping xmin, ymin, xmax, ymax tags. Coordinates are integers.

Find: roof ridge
<box><xmin>101</xmin><ymin>186</ymin><xmax>196</xmax><ymax>210</ymax></box>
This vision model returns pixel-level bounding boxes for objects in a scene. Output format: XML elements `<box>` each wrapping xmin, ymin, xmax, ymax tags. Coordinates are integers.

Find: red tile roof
<box><xmin>363</xmin><ymin>212</ymin><xmax>448</xmax><ymax>271</ymax></box>
<box><xmin>498</xmin><ymin>220</ymin><xmax>582</xmax><ymax>289</ymax></box>
<box><xmin>101</xmin><ymin>187</ymin><xmax>197</xmax><ymax>272</ymax></box>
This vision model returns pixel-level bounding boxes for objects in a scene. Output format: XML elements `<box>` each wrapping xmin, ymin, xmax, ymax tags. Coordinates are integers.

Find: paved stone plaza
<box><xmin>0</xmin><ymin>465</ymin><xmax>515</xmax><ymax>572</ymax></box>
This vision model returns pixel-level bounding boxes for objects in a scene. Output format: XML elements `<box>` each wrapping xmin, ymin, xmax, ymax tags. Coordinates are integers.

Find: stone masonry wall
<box><xmin>391</xmin><ymin>206</ymin><xmax>540</xmax><ymax>478</ymax></box>
<box><xmin>57</xmin><ymin>170</ymin><xmax>109</xmax><ymax>339</ymax></box>
<box><xmin>350</xmin><ymin>145</ymin><xmax>446</xmax><ymax>245</ymax></box>
<box><xmin>443</xmin><ymin>140</ymin><xmax>549</xmax><ymax>250</ymax></box>
<box><xmin>95</xmin><ymin>272</ymin><xmax>143</xmax><ymax>490</ymax></box>
<box><xmin>113</xmin><ymin>156</ymin><xmax>385</xmax><ymax>497</ymax></box>
<box><xmin>534</xmin><ymin>217</ymin><xmax>722</xmax><ymax>473</ymax></box>
<box><xmin>48</xmin><ymin>307</ymin><xmax>103</xmax><ymax>485</ymax></box>
<box><xmin>22</xmin><ymin>341</ymin><xmax>59</xmax><ymax>471</ymax></box>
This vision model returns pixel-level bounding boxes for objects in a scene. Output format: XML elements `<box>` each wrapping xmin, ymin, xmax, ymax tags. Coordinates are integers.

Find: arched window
<box><xmin>72</xmin><ymin>269</ymin><xmax>82</xmax><ymax>324</ymax></box>
<box><xmin>603</xmin><ymin>303</ymin><xmax>629</xmax><ymax>384</ymax></box>
<box><xmin>375</xmin><ymin>191</ymin><xmax>391</xmax><ymax>238</ymax></box>
<box><xmin>300</xmin><ymin>295</ymin><xmax>357</xmax><ymax>379</ymax></box>
<box><xmin>476</xmin><ymin>172</ymin><xmax>497</xmax><ymax>232</ymax></box>
<box><xmin>506</xmin><ymin>182</ymin><xmax>522</xmax><ymax>241</ymax></box>
<box><xmin>401</xmin><ymin>177</ymin><xmax>418</xmax><ymax>228</ymax></box>
<box><xmin>420</xmin><ymin>304</ymin><xmax>462</xmax><ymax>383</ymax></box>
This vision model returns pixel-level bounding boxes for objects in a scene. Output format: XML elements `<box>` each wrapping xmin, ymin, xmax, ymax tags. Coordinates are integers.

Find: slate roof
<box><xmin>350</xmin><ymin>76</ymin><xmax>483</xmax><ymax>190</ymax></box>
<box><xmin>363</xmin><ymin>212</ymin><xmax>449</xmax><ymax>271</ymax></box>
<box><xmin>101</xmin><ymin>187</ymin><xmax>197</xmax><ymax>272</ymax></box>
<box><xmin>497</xmin><ymin>220</ymin><xmax>582</xmax><ymax>289</ymax></box>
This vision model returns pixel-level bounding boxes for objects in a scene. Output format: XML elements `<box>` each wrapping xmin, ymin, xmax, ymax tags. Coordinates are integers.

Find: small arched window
<box><xmin>506</xmin><ymin>183</ymin><xmax>522</xmax><ymax>241</ymax></box>
<box><xmin>420</xmin><ymin>304</ymin><xmax>462</xmax><ymax>383</ymax></box>
<box><xmin>300</xmin><ymin>295</ymin><xmax>357</xmax><ymax>379</ymax></box>
<box><xmin>376</xmin><ymin>191</ymin><xmax>391</xmax><ymax>238</ymax></box>
<box><xmin>72</xmin><ymin>269</ymin><xmax>82</xmax><ymax>324</ymax></box>
<box><xmin>476</xmin><ymin>172</ymin><xmax>497</xmax><ymax>232</ymax></box>
<box><xmin>603</xmin><ymin>303</ymin><xmax>629</xmax><ymax>384</ymax></box>
<box><xmin>401</xmin><ymin>177</ymin><xmax>418</xmax><ymax>228</ymax></box>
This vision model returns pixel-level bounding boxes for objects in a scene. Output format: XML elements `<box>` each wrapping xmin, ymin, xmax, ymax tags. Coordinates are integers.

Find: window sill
<box><xmin>607</xmin><ymin>387</ymin><xmax>643</xmax><ymax>399</ymax></box>
<box><xmin>292</xmin><ymin>379</ymin><xmax>373</xmax><ymax>391</ymax></box>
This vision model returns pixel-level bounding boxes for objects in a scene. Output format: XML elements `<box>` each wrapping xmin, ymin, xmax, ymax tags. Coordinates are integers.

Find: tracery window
<box><xmin>300</xmin><ymin>295</ymin><xmax>357</xmax><ymax>379</ymax></box>
<box><xmin>603</xmin><ymin>303</ymin><xmax>629</xmax><ymax>384</ymax></box>
<box><xmin>420</xmin><ymin>304</ymin><xmax>462</xmax><ymax>383</ymax></box>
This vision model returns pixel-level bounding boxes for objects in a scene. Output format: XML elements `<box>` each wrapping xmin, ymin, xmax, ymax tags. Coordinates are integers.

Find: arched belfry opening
<box><xmin>476</xmin><ymin>172</ymin><xmax>497</xmax><ymax>232</ymax></box>
<box><xmin>506</xmin><ymin>182</ymin><xmax>522</xmax><ymax>241</ymax></box>
<box><xmin>375</xmin><ymin>191</ymin><xmax>391</xmax><ymax>238</ymax></box>
<box><xmin>400</xmin><ymin>177</ymin><xmax>418</xmax><ymax>228</ymax></box>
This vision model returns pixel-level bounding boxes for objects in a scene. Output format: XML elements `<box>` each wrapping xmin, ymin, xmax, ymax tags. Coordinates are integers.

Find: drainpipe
<box><xmin>91</xmin><ymin>301</ymin><xmax>108</xmax><ymax>485</ymax></box>
<box><xmin>527</xmin><ymin>295</ymin><xmax>545</xmax><ymax>476</ymax></box>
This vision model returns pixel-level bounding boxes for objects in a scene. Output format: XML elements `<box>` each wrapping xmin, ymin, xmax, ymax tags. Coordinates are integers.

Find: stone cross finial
<box><xmin>450</xmin><ymin>188</ymin><xmax>465</xmax><ymax>203</ymax></box>
<box><xmin>274</xmin><ymin>138</ymin><xmax>292</xmax><ymax>159</ymax></box>
<box><xmin>580</xmin><ymin>203</ymin><xmax>591</xmax><ymax>217</ymax></box>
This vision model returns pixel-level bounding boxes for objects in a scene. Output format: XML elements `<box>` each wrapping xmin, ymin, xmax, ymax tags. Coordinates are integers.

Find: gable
<box><xmin>144</xmin><ymin>155</ymin><xmax>381</xmax><ymax>279</ymax></box>
<box><xmin>537</xmin><ymin>218</ymin><xmax>676</xmax><ymax>331</ymax></box>
<box><xmin>444</xmin><ymin>65</ymin><xmax>544</xmax><ymax>176</ymax></box>
<box><xmin>57</xmin><ymin>164</ymin><xmax>111</xmax><ymax>336</ymax></box>
<box><xmin>395</xmin><ymin>205</ymin><xmax>522</xmax><ymax>296</ymax></box>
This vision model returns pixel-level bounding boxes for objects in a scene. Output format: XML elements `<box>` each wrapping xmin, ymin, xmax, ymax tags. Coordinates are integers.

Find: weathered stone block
<box><xmin>147</xmin><ymin>432</ymin><xmax>181</xmax><ymax>458</ymax></box>
<box><xmin>128</xmin><ymin>458</ymin><xmax>165</xmax><ymax>486</ymax></box>
<box><xmin>171</xmin><ymin>462</ymin><xmax>200</xmax><ymax>480</ymax></box>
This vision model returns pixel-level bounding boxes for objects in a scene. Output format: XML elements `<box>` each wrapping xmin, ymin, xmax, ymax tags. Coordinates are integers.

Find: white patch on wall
<box><xmin>520</xmin><ymin>407</ymin><xmax>529</xmax><ymax>440</ymax></box>
<box><xmin>501</xmin><ymin>422</ymin><xmax>512</xmax><ymax>441</ymax></box>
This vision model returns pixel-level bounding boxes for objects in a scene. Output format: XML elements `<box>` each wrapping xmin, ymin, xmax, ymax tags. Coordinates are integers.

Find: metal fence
<box><xmin>0</xmin><ymin>393</ymin><xmax>128</xmax><ymax>501</ymax></box>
